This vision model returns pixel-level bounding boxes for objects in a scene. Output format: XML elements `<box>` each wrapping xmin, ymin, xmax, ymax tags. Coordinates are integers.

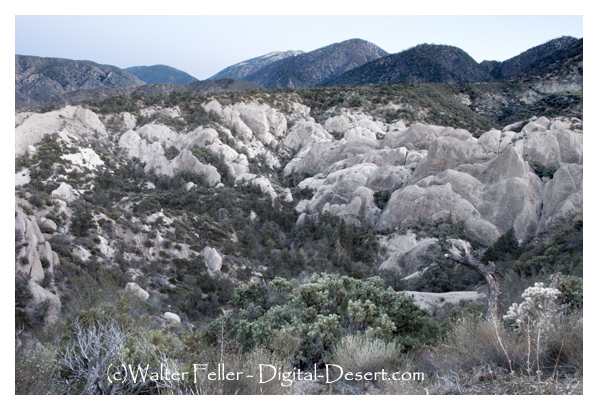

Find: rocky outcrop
<box><xmin>377</xmin><ymin>184</ymin><xmax>500</xmax><ymax>245</ymax></box>
<box><xmin>15</xmin><ymin>206</ymin><xmax>61</xmax><ymax>325</ymax></box>
<box><xmin>293</xmin><ymin>114</ymin><xmax>582</xmax><ymax>248</ymax></box>
<box><xmin>118</xmin><ymin>131</ymin><xmax>221</xmax><ymax>186</ymax></box>
<box><xmin>15</xmin><ymin>106</ymin><xmax>107</xmax><ymax>158</ymax></box>
<box><xmin>51</xmin><ymin>182</ymin><xmax>77</xmax><ymax>203</ymax></box>
<box><xmin>379</xmin><ymin>233</ymin><xmax>437</xmax><ymax>277</ymax></box>
<box><xmin>538</xmin><ymin>163</ymin><xmax>583</xmax><ymax>231</ymax></box>
<box><xmin>235</xmin><ymin>173</ymin><xmax>278</xmax><ymax>199</ymax></box>
<box><xmin>281</xmin><ymin>119</ymin><xmax>333</xmax><ymax>153</ymax></box>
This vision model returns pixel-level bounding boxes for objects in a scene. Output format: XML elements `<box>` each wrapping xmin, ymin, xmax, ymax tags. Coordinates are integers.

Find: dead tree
<box><xmin>444</xmin><ymin>252</ymin><xmax>502</xmax><ymax>322</ymax></box>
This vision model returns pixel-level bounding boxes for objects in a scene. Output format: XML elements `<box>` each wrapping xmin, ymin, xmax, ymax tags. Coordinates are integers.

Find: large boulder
<box><xmin>478</xmin><ymin>129</ymin><xmax>501</xmax><ymax>154</ymax></box>
<box><xmin>125</xmin><ymin>283</ymin><xmax>150</xmax><ymax>301</ymax></box>
<box><xmin>202</xmin><ymin>247</ymin><xmax>223</xmax><ymax>276</ymax></box>
<box><xmin>163</xmin><ymin>312</ymin><xmax>181</xmax><ymax>324</ymax></box>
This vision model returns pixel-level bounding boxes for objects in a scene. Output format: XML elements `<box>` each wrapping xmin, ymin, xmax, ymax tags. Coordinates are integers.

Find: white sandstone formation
<box><xmin>15</xmin><ymin>206</ymin><xmax>61</xmax><ymax>324</ymax></box>
<box><xmin>15</xmin><ymin>106</ymin><xmax>107</xmax><ymax>158</ymax></box>
<box><xmin>291</xmin><ymin>114</ymin><xmax>582</xmax><ymax>247</ymax></box>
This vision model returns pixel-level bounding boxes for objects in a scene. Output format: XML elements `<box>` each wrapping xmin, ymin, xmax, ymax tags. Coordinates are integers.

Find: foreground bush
<box><xmin>201</xmin><ymin>273</ymin><xmax>440</xmax><ymax>367</ymax></box>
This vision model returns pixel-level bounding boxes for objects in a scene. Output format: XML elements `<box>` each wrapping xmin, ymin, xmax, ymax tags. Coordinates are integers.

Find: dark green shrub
<box><xmin>164</xmin><ymin>145</ymin><xmax>180</xmax><ymax>160</ymax></box>
<box><xmin>373</xmin><ymin>190</ymin><xmax>392</xmax><ymax>210</ymax></box>
<box><xmin>530</xmin><ymin>161</ymin><xmax>559</xmax><ymax>179</ymax></box>
<box><xmin>70</xmin><ymin>203</ymin><xmax>94</xmax><ymax>237</ymax></box>
<box><xmin>558</xmin><ymin>275</ymin><xmax>583</xmax><ymax>314</ymax></box>
<box><xmin>203</xmin><ymin>273</ymin><xmax>439</xmax><ymax>367</ymax></box>
<box><xmin>482</xmin><ymin>227</ymin><xmax>522</xmax><ymax>264</ymax></box>
<box><xmin>414</xmin><ymin>238</ymin><xmax>479</xmax><ymax>293</ymax></box>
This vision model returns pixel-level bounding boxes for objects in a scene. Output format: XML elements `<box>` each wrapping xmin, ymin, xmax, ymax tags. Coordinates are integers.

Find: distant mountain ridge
<box><xmin>16</xmin><ymin>55</ymin><xmax>145</xmax><ymax>106</ymax></box>
<box><xmin>480</xmin><ymin>36</ymin><xmax>580</xmax><ymax>79</ymax></box>
<box><xmin>210</xmin><ymin>50</ymin><xmax>305</xmax><ymax>81</ymax></box>
<box><xmin>324</xmin><ymin>44</ymin><xmax>494</xmax><ymax>86</ymax></box>
<box><xmin>241</xmin><ymin>38</ymin><xmax>389</xmax><ymax>89</ymax></box>
<box><xmin>125</xmin><ymin>64</ymin><xmax>199</xmax><ymax>84</ymax></box>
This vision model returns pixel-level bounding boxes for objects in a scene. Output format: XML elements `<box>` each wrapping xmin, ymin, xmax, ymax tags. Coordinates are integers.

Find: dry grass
<box><xmin>329</xmin><ymin>334</ymin><xmax>403</xmax><ymax>375</ymax></box>
<box><xmin>312</xmin><ymin>315</ymin><xmax>583</xmax><ymax>395</ymax></box>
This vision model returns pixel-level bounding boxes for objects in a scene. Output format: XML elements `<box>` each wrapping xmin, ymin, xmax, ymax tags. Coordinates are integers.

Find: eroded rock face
<box><xmin>379</xmin><ymin>233</ymin><xmax>437</xmax><ymax>277</ymax></box>
<box><xmin>410</xmin><ymin>134</ymin><xmax>495</xmax><ymax>183</ymax></box>
<box><xmin>294</xmin><ymin>115</ymin><xmax>582</xmax><ymax>248</ymax></box>
<box><xmin>15</xmin><ymin>206</ymin><xmax>61</xmax><ymax>325</ymax></box>
<box><xmin>539</xmin><ymin>163</ymin><xmax>583</xmax><ymax>231</ymax></box>
<box><xmin>118</xmin><ymin>131</ymin><xmax>221</xmax><ymax>186</ymax></box>
<box><xmin>522</xmin><ymin>128</ymin><xmax>583</xmax><ymax>166</ymax></box>
<box><xmin>161</xmin><ymin>150</ymin><xmax>221</xmax><ymax>186</ymax></box>
<box><xmin>281</xmin><ymin>119</ymin><xmax>333</xmax><ymax>153</ymax></box>
<box><xmin>377</xmin><ymin>184</ymin><xmax>500</xmax><ymax>245</ymax></box>
<box><xmin>15</xmin><ymin>106</ymin><xmax>107</xmax><ymax>158</ymax></box>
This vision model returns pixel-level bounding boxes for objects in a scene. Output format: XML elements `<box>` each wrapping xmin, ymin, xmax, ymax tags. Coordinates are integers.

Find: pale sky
<box><xmin>14</xmin><ymin>14</ymin><xmax>583</xmax><ymax>81</ymax></box>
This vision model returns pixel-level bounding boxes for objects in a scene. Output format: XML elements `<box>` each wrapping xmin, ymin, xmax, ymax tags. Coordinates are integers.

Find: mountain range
<box><xmin>15</xmin><ymin>36</ymin><xmax>581</xmax><ymax>110</ymax></box>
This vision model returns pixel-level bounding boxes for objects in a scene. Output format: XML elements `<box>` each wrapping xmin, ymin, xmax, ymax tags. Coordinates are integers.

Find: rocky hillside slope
<box><xmin>16</xmin><ymin>55</ymin><xmax>146</xmax><ymax>106</ymax></box>
<box><xmin>15</xmin><ymin>88</ymin><xmax>583</xmax><ymax>327</ymax></box>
